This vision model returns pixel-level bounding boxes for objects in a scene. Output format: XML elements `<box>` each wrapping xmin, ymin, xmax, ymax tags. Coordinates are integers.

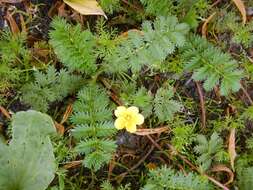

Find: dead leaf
<box><xmin>60</xmin><ymin>104</ymin><xmax>73</xmax><ymax>124</ymax></box>
<box><xmin>120</xmin><ymin>29</ymin><xmax>144</xmax><ymax>38</ymax></box>
<box><xmin>58</xmin><ymin>2</ymin><xmax>68</xmax><ymax>18</ymax></box>
<box><xmin>231</xmin><ymin>0</ymin><xmax>247</xmax><ymax>24</ymax></box>
<box><xmin>146</xmin><ymin>162</ymin><xmax>157</xmax><ymax>170</ymax></box>
<box><xmin>0</xmin><ymin>0</ymin><xmax>24</xmax><ymax>3</ymax></box>
<box><xmin>108</xmin><ymin>153</ymin><xmax>116</xmax><ymax>180</ymax></box>
<box><xmin>211</xmin><ymin>164</ymin><xmax>234</xmax><ymax>185</ymax></box>
<box><xmin>63</xmin><ymin>0</ymin><xmax>107</xmax><ymax>18</ymax></box>
<box><xmin>5</xmin><ymin>11</ymin><xmax>20</xmax><ymax>34</ymax></box>
<box><xmin>228</xmin><ymin>128</ymin><xmax>236</xmax><ymax>171</ymax></box>
<box><xmin>48</xmin><ymin>1</ymin><xmax>63</xmax><ymax>18</ymax></box>
<box><xmin>63</xmin><ymin>160</ymin><xmax>82</xmax><ymax>169</ymax></box>
<box><xmin>33</xmin><ymin>47</ymin><xmax>50</xmax><ymax>59</ymax></box>
<box><xmin>19</xmin><ymin>14</ymin><xmax>26</xmax><ymax>33</ymax></box>
<box><xmin>202</xmin><ymin>12</ymin><xmax>216</xmax><ymax>37</ymax></box>
<box><xmin>134</xmin><ymin>126</ymin><xmax>170</xmax><ymax>136</ymax></box>
<box><xmin>0</xmin><ymin>106</ymin><xmax>11</xmax><ymax>119</ymax></box>
<box><xmin>54</xmin><ymin>121</ymin><xmax>65</xmax><ymax>135</ymax></box>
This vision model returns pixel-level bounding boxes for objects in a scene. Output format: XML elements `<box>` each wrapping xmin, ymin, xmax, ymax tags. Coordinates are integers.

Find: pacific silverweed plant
<box><xmin>120</xmin><ymin>84</ymin><xmax>153</xmax><ymax>117</ymax></box>
<box><xmin>140</xmin><ymin>0</ymin><xmax>210</xmax><ymax>29</ymax></box>
<box><xmin>181</xmin><ymin>34</ymin><xmax>243</xmax><ymax>95</ymax></box>
<box><xmin>119</xmin><ymin>82</ymin><xmax>182</xmax><ymax>123</ymax></box>
<box><xmin>71</xmin><ymin>84</ymin><xmax>117</xmax><ymax>171</ymax></box>
<box><xmin>21</xmin><ymin>66</ymin><xmax>82</xmax><ymax>112</ymax></box>
<box><xmin>49</xmin><ymin>18</ymin><xmax>97</xmax><ymax>75</ymax></box>
<box><xmin>194</xmin><ymin>132</ymin><xmax>228</xmax><ymax>172</ymax></box>
<box><xmin>153</xmin><ymin>85</ymin><xmax>182</xmax><ymax>123</ymax></box>
<box><xmin>142</xmin><ymin>166</ymin><xmax>213</xmax><ymax>190</ymax></box>
<box><xmin>3</xmin><ymin>0</ymin><xmax>253</xmax><ymax>189</ymax></box>
<box><xmin>104</xmin><ymin>16</ymin><xmax>189</xmax><ymax>73</ymax></box>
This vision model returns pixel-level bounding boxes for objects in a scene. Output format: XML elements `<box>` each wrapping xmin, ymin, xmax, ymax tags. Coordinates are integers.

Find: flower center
<box><xmin>124</xmin><ymin>114</ymin><xmax>132</xmax><ymax>121</ymax></box>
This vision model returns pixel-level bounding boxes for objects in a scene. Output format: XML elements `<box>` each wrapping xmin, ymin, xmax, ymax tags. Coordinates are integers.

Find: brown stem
<box><xmin>240</xmin><ymin>81</ymin><xmax>253</xmax><ymax>105</ymax></box>
<box><xmin>147</xmin><ymin>135</ymin><xmax>230</xmax><ymax>190</ymax></box>
<box><xmin>121</xmin><ymin>0</ymin><xmax>142</xmax><ymax>11</ymax></box>
<box><xmin>211</xmin><ymin>0</ymin><xmax>222</xmax><ymax>7</ymax></box>
<box><xmin>99</xmin><ymin>77</ymin><xmax>123</xmax><ymax>106</ymax></box>
<box><xmin>115</xmin><ymin>145</ymin><xmax>155</xmax><ymax>182</ymax></box>
<box><xmin>195</xmin><ymin>82</ymin><xmax>206</xmax><ymax>129</ymax></box>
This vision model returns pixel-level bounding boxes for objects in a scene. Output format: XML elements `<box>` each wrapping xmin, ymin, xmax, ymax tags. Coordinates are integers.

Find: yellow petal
<box><xmin>135</xmin><ymin>113</ymin><xmax>144</xmax><ymax>125</ymax></box>
<box><xmin>127</xmin><ymin>106</ymin><xmax>139</xmax><ymax>114</ymax></box>
<box><xmin>114</xmin><ymin>106</ymin><xmax>126</xmax><ymax>117</ymax></box>
<box><xmin>114</xmin><ymin>118</ymin><xmax>125</xmax><ymax>130</ymax></box>
<box><xmin>126</xmin><ymin>123</ymin><xmax>137</xmax><ymax>133</ymax></box>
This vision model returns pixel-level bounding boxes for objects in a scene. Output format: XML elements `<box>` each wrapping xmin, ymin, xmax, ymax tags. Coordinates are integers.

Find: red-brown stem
<box><xmin>147</xmin><ymin>135</ymin><xmax>230</xmax><ymax>190</ymax></box>
<box><xmin>240</xmin><ymin>81</ymin><xmax>253</xmax><ymax>105</ymax></box>
<box><xmin>195</xmin><ymin>82</ymin><xmax>206</xmax><ymax>129</ymax></box>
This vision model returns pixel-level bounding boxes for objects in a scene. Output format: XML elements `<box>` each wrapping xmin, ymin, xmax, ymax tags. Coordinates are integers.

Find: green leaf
<box><xmin>182</xmin><ymin>35</ymin><xmax>243</xmax><ymax>96</ymax></box>
<box><xmin>71</xmin><ymin>84</ymin><xmax>117</xmax><ymax>171</ymax></box>
<box><xmin>49</xmin><ymin>18</ymin><xmax>97</xmax><ymax>74</ymax></box>
<box><xmin>154</xmin><ymin>86</ymin><xmax>182</xmax><ymax>122</ymax></box>
<box><xmin>238</xmin><ymin>167</ymin><xmax>253</xmax><ymax>190</ymax></box>
<box><xmin>0</xmin><ymin>110</ymin><xmax>56</xmax><ymax>190</ymax></box>
<box><xmin>105</xmin><ymin>16</ymin><xmax>189</xmax><ymax>73</ymax></box>
<box><xmin>142</xmin><ymin>166</ymin><xmax>213</xmax><ymax>190</ymax></box>
<box><xmin>11</xmin><ymin>110</ymin><xmax>56</xmax><ymax>141</ymax></box>
<box><xmin>194</xmin><ymin>132</ymin><xmax>225</xmax><ymax>171</ymax></box>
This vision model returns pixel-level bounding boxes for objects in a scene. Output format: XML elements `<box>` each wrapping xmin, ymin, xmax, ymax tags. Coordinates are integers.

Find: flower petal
<box><xmin>135</xmin><ymin>113</ymin><xmax>144</xmax><ymax>125</ymax></box>
<box><xmin>126</xmin><ymin>123</ymin><xmax>137</xmax><ymax>133</ymax></box>
<box><xmin>114</xmin><ymin>118</ymin><xmax>125</xmax><ymax>130</ymax></box>
<box><xmin>127</xmin><ymin>106</ymin><xmax>139</xmax><ymax>114</ymax></box>
<box><xmin>114</xmin><ymin>106</ymin><xmax>126</xmax><ymax>117</ymax></box>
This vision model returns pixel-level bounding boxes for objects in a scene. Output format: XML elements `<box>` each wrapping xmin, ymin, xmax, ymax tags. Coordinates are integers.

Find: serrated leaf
<box><xmin>203</xmin><ymin>72</ymin><xmax>219</xmax><ymax>91</ymax></box>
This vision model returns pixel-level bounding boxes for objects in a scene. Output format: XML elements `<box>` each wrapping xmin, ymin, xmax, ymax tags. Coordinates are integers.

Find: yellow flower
<box><xmin>114</xmin><ymin>106</ymin><xmax>144</xmax><ymax>133</ymax></box>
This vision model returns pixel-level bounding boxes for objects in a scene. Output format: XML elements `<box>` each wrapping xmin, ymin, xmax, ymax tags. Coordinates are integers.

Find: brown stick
<box><xmin>195</xmin><ymin>82</ymin><xmax>206</xmax><ymax>129</ymax></box>
<box><xmin>240</xmin><ymin>81</ymin><xmax>253</xmax><ymax>105</ymax></box>
<box><xmin>211</xmin><ymin>0</ymin><xmax>222</xmax><ymax>7</ymax></box>
<box><xmin>115</xmin><ymin>145</ymin><xmax>155</xmax><ymax>182</ymax></box>
<box><xmin>121</xmin><ymin>0</ymin><xmax>142</xmax><ymax>11</ymax></box>
<box><xmin>99</xmin><ymin>77</ymin><xmax>123</xmax><ymax>106</ymax></box>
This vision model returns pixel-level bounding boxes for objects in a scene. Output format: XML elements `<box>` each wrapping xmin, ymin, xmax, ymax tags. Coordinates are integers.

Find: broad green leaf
<box><xmin>11</xmin><ymin>110</ymin><xmax>56</xmax><ymax>141</ymax></box>
<box><xmin>63</xmin><ymin>0</ymin><xmax>107</xmax><ymax>18</ymax></box>
<box><xmin>0</xmin><ymin>138</ymin><xmax>55</xmax><ymax>190</ymax></box>
<box><xmin>0</xmin><ymin>110</ymin><xmax>57</xmax><ymax>190</ymax></box>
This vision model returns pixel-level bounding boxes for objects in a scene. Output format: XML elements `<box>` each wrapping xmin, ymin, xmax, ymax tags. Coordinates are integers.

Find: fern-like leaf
<box><xmin>142</xmin><ymin>166</ymin><xmax>213</xmax><ymax>190</ymax></box>
<box><xmin>140</xmin><ymin>0</ymin><xmax>175</xmax><ymax>16</ymax></box>
<box><xmin>181</xmin><ymin>35</ymin><xmax>243</xmax><ymax>95</ymax></box>
<box><xmin>21</xmin><ymin>66</ymin><xmax>82</xmax><ymax>112</ymax></box>
<box><xmin>154</xmin><ymin>85</ymin><xmax>182</xmax><ymax>122</ymax></box>
<box><xmin>71</xmin><ymin>84</ymin><xmax>117</xmax><ymax>171</ymax></box>
<box><xmin>49</xmin><ymin>18</ymin><xmax>97</xmax><ymax>74</ymax></box>
<box><xmin>99</xmin><ymin>0</ymin><xmax>120</xmax><ymax>14</ymax></box>
<box><xmin>105</xmin><ymin>16</ymin><xmax>189</xmax><ymax>73</ymax></box>
<box><xmin>194</xmin><ymin>132</ymin><xmax>228</xmax><ymax>171</ymax></box>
